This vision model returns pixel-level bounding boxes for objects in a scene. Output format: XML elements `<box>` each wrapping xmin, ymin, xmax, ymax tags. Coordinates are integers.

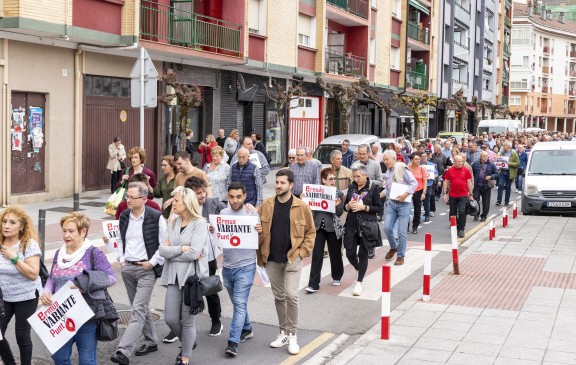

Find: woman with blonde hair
<box><xmin>41</xmin><ymin>212</ymin><xmax>117</xmax><ymax>365</ymax></box>
<box><xmin>198</xmin><ymin>134</ymin><xmax>219</xmax><ymax>168</ymax></box>
<box><xmin>159</xmin><ymin>186</ymin><xmax>209</xmax><ymax>365</ymax></box>
<box><xmin>0</xmin><ymin>206</ymin><xmax>42</xmax><ymax>365</ymax></box>
<box><xmin>119</xmin><ymin>146</ymin><xmax>157</xmax><ymax>197</ymax></box>
<box><xmin>204</xmin><ymin>146</ymin><xmax>231</xmax><ymax>203</ymax></box>
<box><xmin>154</xmin><ymin>155</ymin><xmax>178</xmax><ymax>218</ymax></box>
<box><xmin>224</xmin><ymin>129</ymin><xmax>239</xmax><ymax>161</ymax></box>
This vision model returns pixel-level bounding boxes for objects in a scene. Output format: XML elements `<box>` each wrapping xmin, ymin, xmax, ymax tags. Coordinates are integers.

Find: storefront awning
<box><xmin>409</xmin><ymin>0</ymin><xmax>430</xmax><ymax>15</ymax></box>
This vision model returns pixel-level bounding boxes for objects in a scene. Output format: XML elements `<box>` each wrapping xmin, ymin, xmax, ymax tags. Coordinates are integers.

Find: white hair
<box><xmin>288</xmin><ymin>149</ymin><xmax>297</xmax><ymax>156</ymax></box>
<box><xmin>383</xmin><ymin>150</ymin><xmax>397</xmax><ymax>160</ymax></box>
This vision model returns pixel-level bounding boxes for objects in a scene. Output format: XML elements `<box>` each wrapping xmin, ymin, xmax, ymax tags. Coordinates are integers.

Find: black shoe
<box><xmin>111</xmin><ymin>351</ymin><xmax>130</xmax><ymax>365</ymax></box>
<box><xmin>368</xmin><ymin>248</ymin><xmax>375</xmax><ymax>259</ymax></box>
<box><xmin>225</xmin><ymin>341</ymin><xmax>238</xmax><ymax>356</ymax></box>
<box><xmin>480</xmin><ymin>217</ymin><xmax>486</xmax><ymax>222</ymax></box>
<box><xmin>164</xmin><ymin>331</ymin><xmax>179</xmax><ymax>343</ymax></box>
<box><xmin>457</xmin><ymin>230</ymin><xmax>465</xmax><ymax>238</ymax></box>
<box><xmin>505</xmin><ymin>201</ymin><xmax>509</xmax><ymax>205</ymax></box>
<box><xmin>474</xmin><ymin>214</ymin><xmax>479</xmax><ymax>221</ymax></box>
<box><xmin>240</xmin><ymin>328</ymin><xmax>254</xmax><ymax>342</ymax></box>
<box><xmin>209</xmin><ymin>321</ymin><xmax>223</xmax><ymax>336</ymax></box>
<box><xmin>135</xmin><ymin>344</ymin><xmax>158</xmax><ymax>356</ymax></box>
<box><xmin>495</xmin><ymin>202</ymin><xmax>501</xmax><ymax>206</ymax></box>
<box><xmin>412</xmin><ymin>228</ymin><xmax>418</xmax><ymax>234</ymax></box>
<box><xmin>424</xmin><ymin>217</ymin><xmax>430</xmax><ymax>222</ymax></box>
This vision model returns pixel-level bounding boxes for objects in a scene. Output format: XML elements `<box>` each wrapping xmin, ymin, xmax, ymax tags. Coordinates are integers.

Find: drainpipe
<box><xmin>1</xmin><ymin>39</ymin><xmax>8</xmax><ymax>206</ymax></box>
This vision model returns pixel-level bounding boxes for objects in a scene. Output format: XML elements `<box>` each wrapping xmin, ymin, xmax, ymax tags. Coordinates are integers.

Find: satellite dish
<box><xmin>238</xmin><ymin>73</ymin><xmax>246</xmax><ymax>91</ymax></box>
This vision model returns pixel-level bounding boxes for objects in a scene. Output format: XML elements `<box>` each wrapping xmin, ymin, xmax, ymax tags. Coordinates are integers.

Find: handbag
<box><xmin>358</xmin><ymin>216</ymin><xmax>381</xmax><ymax>248</ymax></box>
<box><xmin>104</xmin><ymin>167</ymin><xmax>129</xmax><ymax>216</ymax></box>
<box><xmin>97</xmin><ymin>319</ymin><xmax>118</xmax><ymax>341</ymax></box>
<box><xmin>517</xmin><ymin>166</ymin><xmax>525</xmax><ymax>176</ymax></box>
<box><xmin>194</xmin><ymin>261</ymin><xmax>223</xmax><ymax>297</ymax></box>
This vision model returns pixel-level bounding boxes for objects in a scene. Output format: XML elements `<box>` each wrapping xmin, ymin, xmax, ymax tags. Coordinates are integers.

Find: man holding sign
<box><xmin>420</xmin><ymin>151</ymin><xmax>437</xmax><ymax>223</ymax></box>
<box><xmin>211</xmin><ymin>182</ymin><xmax>261</xmax><ymax>357</ymax></box>
<box><xmin>495</xmin><ymin>141</ymin><xmax>519</xmax><ymax>206</ymax></box>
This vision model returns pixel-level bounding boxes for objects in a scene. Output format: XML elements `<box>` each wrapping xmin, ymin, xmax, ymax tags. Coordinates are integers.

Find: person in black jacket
<box><xmin>343</xmin><ymin>163</ymin><xmax>382</xmax><ymax>297</ymax></box>
<box><xmin>471</xmin><ymin>151</ymin><xmax>498</xmax><ymax>222</ymax></box>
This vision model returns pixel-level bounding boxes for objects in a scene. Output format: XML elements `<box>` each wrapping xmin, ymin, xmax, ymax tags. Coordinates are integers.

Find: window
<box><xmin>511</xmin><ymin>28</ymin><xmax>530</xmax><ymax>46</ymax></box>
<box><xmin>298</xmin><ymin>13</ymin><xmax>315</xmax><ymax>47</ymax></box>
<box><xmin>392</xmin><ymin>0</ymin><xmax>401</xmax><ymax>18</ymax></box>
<box><xmin>390</xmin><ymin>47</ymin><xmax>400</xmax><ymax>70</ymax></box>
<box><xmin>248</xmin><ymin>0</ymin><xmax>266</xmax><ymax>35</ymax></box>
<box><xmin>509</xmin><ymin>96</ymin><xmax>521</xmax><ymax>105</ymax></box>
<box><xmin>523</xmin><ymin>56</ymin><xmax>529</xmax><ymax>67</ymax></box>
<box><xmin>369</xmin><ymin>38</ymin><xmax>375</xmax><ymax>64</ymax></box>
<box><xmin>510</xmin><ymin>79</ymin><xmax>529</xmax><ymax>89</ymax></box>
<box><xmin>85</xmin><ymin>75</ymin><xmax>130</xmax><ymax>97</ymax></box>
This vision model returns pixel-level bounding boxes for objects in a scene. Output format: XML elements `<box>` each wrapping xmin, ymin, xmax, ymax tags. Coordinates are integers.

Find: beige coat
<box><xmin>107</xmin><ymin>143</ymin><xmax>126</xmax><ymax>172</ymax></box>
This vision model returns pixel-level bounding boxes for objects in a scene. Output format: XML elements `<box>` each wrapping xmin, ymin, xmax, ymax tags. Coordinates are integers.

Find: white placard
<box><xmin>424</xmin><ymin>165</ymin><xmax>436</xmax><ymax>179</ymax></box>
<box><xmin>209</xmin><ymin>215</ymin><xmax>259</xmax><ymax>249</ymax></box>
<box><xmin>102</xmin><ymin>221</ymin><xmax>123</xmax><ymax>262</ymax></box>
<box><xmin>390</xmin><ymin>182</ymin><xmax>413</xmax><ymax>201</ymax></box>
<box><xmin>28</xmin><ymin>281</ymin><xmax>95</xmax><ymax>354</ymax></box>
<box><xmin>249</xmin><ymin>153</ymin><xmax>261</xmax><ymax>168</ymax></box>
<box><xmin>257</xmin><ymin>266</ymin><xmax>270</xmax><ymax>285</ymax></box>
<box><xmin>302</xmin><ymin>184</ymin><xmax>336</xmax><ymax>213</ymax></box>
<box><xmin>494</xmin><ymin>156</ymin><xmax>510</xmax><ymax>169</ymax></box>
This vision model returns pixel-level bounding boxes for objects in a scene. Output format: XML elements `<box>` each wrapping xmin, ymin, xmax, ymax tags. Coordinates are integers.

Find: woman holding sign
<box><xmin>159</xmin><ymin>186</ymin><xmax>209</xmax><ymax>365</ymax></box>
<box><xmin>305</xmin><ymin>168</ymin><xmax>345</xmax><ymax>293</ymax></box>
<box><xmin>408</xmin><ymin>153</ymin><xmax>427</xmax><ymax>234</ymax></box>
<box><xmin>40</xmin><ymin>212</ymin><xmax>117</xmax><ymax>365</ymax></box>
<box><xmin>0</xmin><ymin>206</ymin><xmax>42</xmax><ymax>365</ymax></box>
<box><xmin>343</xmin><ymin>163</ymin><xmax>382</xmax><ymax>296</ymax></box>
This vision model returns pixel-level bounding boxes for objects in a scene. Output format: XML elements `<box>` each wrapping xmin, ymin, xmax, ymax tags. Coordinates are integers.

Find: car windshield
<box><xmin>314</xmin><ymin>144</ymin><xmax>353</xmax><ymax>164</ymax></box>
<box><xmin>529</xmin><ymin>150</ymin><xmax>576</xmax><ymax>175</ymax></box>
<box><xmin>478</xmin><ymin>126</ymin><xmax>507</xmax><ymax>135</ymax></box>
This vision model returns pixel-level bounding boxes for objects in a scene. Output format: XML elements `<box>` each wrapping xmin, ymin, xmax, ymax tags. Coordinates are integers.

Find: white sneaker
<box><xmin>352</xmin><ymin>282</ymin><xmax>363</xmax><ymax>296</ymax></box>
<box><xmin>287</xmin><ymin>334</ymin><xmax>300</xmax><ymax>355</ymax></box>
<box><xmin>304</xmin><ymin>286</ymin><xmax>318</xmax><ymax>293</ymax></box>
<box><xmin>332</xmin><ymin>280</ymin><xmax>341</xmax><ymax>286</ymax></box>
<box><xmin>270</xmin><ymin>331</ymin><xmax>288</xmax><ymax>348</ymax></box>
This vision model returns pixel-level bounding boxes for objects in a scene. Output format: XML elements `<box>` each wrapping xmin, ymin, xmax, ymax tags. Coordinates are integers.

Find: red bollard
<box><xmin>381</xmin><ymin>266</ymin><xmax>391</xmax><ymax>340</ymax></box>
<box><xmin>502</xmin><ymin>207</ymin><xmax>508</xmax><ymax>227</ymax></box>
<box><xmin>512</xmin><ymin>202</ymin><xmax>518</xmax><ymax>219</ymax></box>
<box><xmin>489</xmin><ymin>220</ymin><xmax>494</xmax><ymax>240</ymax></box>
<box><xmin>450</xmin><ymin>216</ymin><xmax>460</xmax><ymax>275</ymax></box>
<box><xmin>423</xmin><ymin>234</ymin><xmax>432</xmax><ymax>302</ymax></box>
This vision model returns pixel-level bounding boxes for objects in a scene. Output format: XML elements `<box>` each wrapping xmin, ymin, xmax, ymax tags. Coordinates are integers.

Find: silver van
<box><xmin>313</xmin><ymin>134</ymin><xmax>379</xmax><ymax>164</ymax></box>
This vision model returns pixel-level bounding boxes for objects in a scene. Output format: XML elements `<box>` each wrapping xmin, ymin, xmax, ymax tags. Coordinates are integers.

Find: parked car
<box><xmin>313</xmin><ymin>134</ymin><xmax>379</xmax><ymax>165</ymax></box>
<box><xmin>379</xmin><ymin>138</ymin><xmax>413</xmax><ymax>153</ymax></box>
<box><xmin>477</xmin><ymin>119</ymin><xmax>523</xmax><ymax>136</ymax></box>
<box><xmin>436</xmin><ymin>131</ymin><xmax>470</xmax><ymax>144</ymax></box>
<box><xmin>522</xmin><ymin>141</ymin><xmax>576</xmax><ymax>215</ymax></box>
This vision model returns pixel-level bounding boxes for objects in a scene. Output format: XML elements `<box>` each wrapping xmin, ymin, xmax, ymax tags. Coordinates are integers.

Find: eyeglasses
<box><xmin>326</xmin><ymin>177</ymin><xmax>336</xmax><ymax>181</ymax></box>
<box><xmin>288</xmin><ymin>156</ymin><xmax>296</xmax><ymax>159</ymax></box>
<box><xmin>161</xmin><ymin>164</ymin><xmax>169</xmax><ymax>168</ymax></box>
<box><xmin>126</xmin><ymin>196</ymin><xmax>144</xmax><ymax>200</ymax></box>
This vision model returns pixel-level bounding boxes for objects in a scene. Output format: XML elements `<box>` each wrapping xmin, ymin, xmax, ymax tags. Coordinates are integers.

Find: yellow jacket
<box><xmin>257</xmin><ymin>194</ymin><xmax>315</xmax><ymax>266</ymax></box>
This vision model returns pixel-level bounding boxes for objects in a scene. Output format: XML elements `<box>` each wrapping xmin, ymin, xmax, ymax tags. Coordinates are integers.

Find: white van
<box><xmin>522</xmin><ymin>141</ymin><xmax>576</xmax><ymax>215</ymax></box>
<box><xmin>313</xmin><ymin>134</ymin><xmax>379</xmax><ymax>165</ymax></box>
<box><xmin>477</xmin><ymin>119</ymin><xmax>523</xmax><ymax>135</ymax></box>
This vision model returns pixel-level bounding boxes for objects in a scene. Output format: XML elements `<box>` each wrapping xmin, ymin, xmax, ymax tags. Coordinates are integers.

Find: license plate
<box><xmin>547</xmin><ymin>202</ymin><xmax>571</xmax><ymax>207</ymax></box>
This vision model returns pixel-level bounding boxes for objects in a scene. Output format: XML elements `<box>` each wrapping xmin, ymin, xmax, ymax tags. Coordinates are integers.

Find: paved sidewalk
<box><xmin>321</xmin><ymin>213</ymin><xmax>576</xmax><ymax>365</ymax></box>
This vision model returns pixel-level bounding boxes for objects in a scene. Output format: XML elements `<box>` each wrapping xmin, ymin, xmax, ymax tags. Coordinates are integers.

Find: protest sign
<box><xmin>390</xmin><ymin>182</ymin><xmax>413</xmax><ymax>201</ymax></box>
<box><xmin>248</xmin><ymin>153</ymin><xmax>261</xmax><ymax>168</ymax></box>
<box><xmin>302</xmin><ymin>184</ymin><xmax>336</xmax><ymax>213</ymax></box>
<box><xmin>424</xmin><ymin>165</ymin><xmax>436</xmax><ymax>179</ymax></box>
<box><xmin>494</xmin><ymin>155</ymin><xmax>510</xmax><ymax>169</ymax></box>
<box><xmin>209</xmin><ymin>215</ymin><xmax>259</xmax><ymax>249</ymax></box>
<box><xmin>102</xmin><ymin>220</ymin><xmax>123</xmax><ymax>261</ymax></box>
<box><xmin>28</xmin><ymin>281</ymin><xmax>95</xmax><ymax>354</ymax></box>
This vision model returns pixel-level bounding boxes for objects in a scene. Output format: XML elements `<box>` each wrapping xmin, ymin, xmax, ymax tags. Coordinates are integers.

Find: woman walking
<box><xmin>154</xmin><ymin>155</ymin><xmax>178</xmax><ymax>219</ymax></box>
<box><xmin>224</xmin><ymin>130</ymin><xmax>239</xmax><ymax>161</ymax></box>
<box><xmin>119</xmin><ymin>146</ymin><xmax>157</xmax><ymax>198</ymax></box>
<box><xmin>107</xmin><ymin>137</ymin><xmax>126</xmax><ymax>193</ymax></box>
<box><xmin>41</xmin><ymin>212</ymin><xmax>117</xmax><ymax>365</ymax></box>
<box><xmin>159</xmin><ymin>186</ymin><xmax>209</xmax><ymax>365</ymax></box>
<box><xmin>305</xmin><ymin>168</ymin><xmax>344</xmax><ymax>293</ymax></box>
<box><xmin>343</xmin><ymin>163</ymin><xmax>382</xmax><ymax>296</ymax></box>
<box><xmin>408</xmin><ymin>152</ymin><xmax>427</xmax><ymax>234</ymax></box>
<box><xmin>204</xmin><ymin>146</ymin><xmax>231</xmax><ymax>203</ymax></box>
<box><xmin>0</xmin><ymin>207</ymin><xmax>42</xmax><ymax>365</ymax></box>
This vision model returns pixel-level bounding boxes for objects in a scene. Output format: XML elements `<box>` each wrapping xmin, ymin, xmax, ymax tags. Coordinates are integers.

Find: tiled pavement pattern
<box><xmin>325</xmin><ymin>215</ymin><xmax>576</xmax><ymax>365</ymax></box>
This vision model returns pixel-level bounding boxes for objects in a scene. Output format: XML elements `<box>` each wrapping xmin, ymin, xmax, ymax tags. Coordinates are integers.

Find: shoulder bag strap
<box><xmin>90</xmin><ymin>246</ymin><xmax>95</xmax><ymax>271</ymax></box>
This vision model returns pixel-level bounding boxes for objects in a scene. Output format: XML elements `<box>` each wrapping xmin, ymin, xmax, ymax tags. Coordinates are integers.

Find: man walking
<box><xmin>221</xmin><ymin>182</ymin><xmax>262</xmax><ymax>357</ymax></box>
<box><xmin>216</xmin><ymin>128</ymin><xmax>226</xmax><ymax>148</ymax></box>
<box><xmin>258</xmin><ymin>169</ymin><xmax>315</xmax><ymax>355</ymax></box>
<box><xmin>472</xmin><ymin>151</ymin><xmax>498</xmax><ymax>222</ymax></box>
<box><xmin>227</xmin><ymin>147</ymin><xmax>263</xmax><ymax>207</ymax></box>
<box><xmin>420</xmin><ymin>151</ymin><xmax>437</xmax><ymax>222</ymax></box>
<box><xmin>341</xmin><ymin>139</ymin><xmax>354</xmax><ymax>168</ymax></box>
<box><xmin>290</xmin><ymin>147</ymin><xmax>321</xmax><ymax>196</ymax></box>
<box><xmin>354</xmin><ymin>144</ymin><xmax>383</xmax><ymax>187</ymax></box>
<box><xmin>466</xmin><ymin>141</ymin><xmax>481</xmax><ymax>165</ymax></box>
<box><xmin>430</xmin><ymin>144</ymin><xmax>448</xmax><ymax>204</ymax></box>
<box><xmin>381</xmin><ymin>150</ymin><xmax>417</xmax><ymax>266</ymax></box>
<box><xmin>443</xmin><ymin>155</ymin><xmax>474</xmax><ymax>238</ymax></box>
<box><xmin>496</xmin><ymin>141</ymin><xmax>519</xmax><ymax>206</ymax></box>
<box><xmin>231</xmin><ymin>136</ymin><xmax>270</xmax><ymax>182</ymax></box>
<box><xmin>331</xmin><ymin>150</ymin><xmax>353</xmax><ymax>191</ymax></box>
<box><xmin>111</xmin><ymin>182</ymin><xmax>166</xmax><ymax>365</ymax></box>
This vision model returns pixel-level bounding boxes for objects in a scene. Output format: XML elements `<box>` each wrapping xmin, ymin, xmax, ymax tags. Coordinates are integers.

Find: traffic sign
<box><xmin>130</xmin><ymin>48</ymin><xmax>158</xmax><ymax>108</ymax></box>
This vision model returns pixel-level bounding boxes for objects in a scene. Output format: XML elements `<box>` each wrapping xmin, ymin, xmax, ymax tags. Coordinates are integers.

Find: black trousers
<box><xmin>430</xmin><ymin>185</ymin><xmax>437</xmax><ymax>212</ymax></box>
<box><xmin>308</xmin><ymin>229</ymin><xmax>344</xmax><ymax>290</ymax></box>
<box><xmin>346</xmin><ymin>234</ymin><xmax>369</xmax><ymax>282</ymax></box>
<box><xmin>473</xmin><ymin>185</ymin><xmax>492</xmax><ymax>219</ymax></box>
<box><xmin>411</xmin><ymin>189</ymin><xmax>423</xmax><ymax>230</ymax></box>
<box><xmin>206</xmin><ymin>259</ymin><xmax>221</xmax><ymax>322</ymax></box>
<box><xmin>111</xmin><ymin>170</ymin><xmax>122</xmax><ymax>193</ymax></box>
<box><xmin>0</xmin><ymin>298</ymin><xmax>38</xmax><ymax>365</ymax></box>
<box><xmin>449</xmin><ymin>196</ymin><xmax>468</xmax><ymax>231</ymax></box>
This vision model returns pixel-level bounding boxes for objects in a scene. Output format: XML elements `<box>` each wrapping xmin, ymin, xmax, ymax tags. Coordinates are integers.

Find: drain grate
<box><xmin>117</xmin><ymin>310</ymin><xmax>161</xmax><ymax>327</ymax></box>
<box><xmin>0</xmin><ymin>357</ymin><xmax>53</xmax><ymax>365</ymax></box>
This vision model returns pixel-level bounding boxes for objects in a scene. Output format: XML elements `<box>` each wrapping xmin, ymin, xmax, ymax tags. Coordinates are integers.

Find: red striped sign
<box><xmin>289</xmin><ymin>118</ymin><xmax>320</xmax><ymax>151</ymax></box>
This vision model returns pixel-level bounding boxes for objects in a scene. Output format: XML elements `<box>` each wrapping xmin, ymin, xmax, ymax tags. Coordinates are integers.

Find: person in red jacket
<box><xmin>198</xmin><ymin>134</ymin><xmax>218</xmax><ymax>168</ymax></box>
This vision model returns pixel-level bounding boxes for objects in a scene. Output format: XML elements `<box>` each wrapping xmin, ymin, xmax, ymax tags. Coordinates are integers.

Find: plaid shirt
<box><xmin>290</xmin><ymin>161</ymin><xmax>321</xmax><ymax>196</ymax></box>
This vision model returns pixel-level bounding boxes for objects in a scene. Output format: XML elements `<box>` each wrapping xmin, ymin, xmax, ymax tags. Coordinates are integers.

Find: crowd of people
<box><xmin>0</xmin><ymin>128</ymin><xmax>572</xmax><ymax>364</ymax></box>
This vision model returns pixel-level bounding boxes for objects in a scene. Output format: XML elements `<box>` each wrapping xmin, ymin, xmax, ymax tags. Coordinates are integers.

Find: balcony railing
<box><xmin>542</xmin><ymin>86</ymin><xmax>550</xmax><ymax>93</ymax></box>
<box><xmin>502</xmin><ymin>95</ymin><xmax>509</xmax><ymax>105</ymax></box>
<box><xmin>406</xmin><ymin>71</ymin><xmax>428</xmax><ymax>90</ymax></box>
<box><xmin>454</xmin><ymin>2</ymin><xmax>471</xmax><ymax>24</ymax></box>
<box><xmin>452</xmin><ymin>79</ymin><xmax>468</xmax><ymax>94</ymax></box>
<box><xmin>505</xmin><ymin>0</ymin><xmax>511</xmax><ymax>8</ymax></box>
<box><xmin>140</xmin><ymin>1</ymin><xmax>242</xmax><ymax>56</ymax></box>
<box><xmin>569</xmin><ymin>108</ymin><xmax>575</xmax><ymax>114</ymax></box>
<box><xmin>327</xmin><ymin>0</ymin><xmax>369</xmax><ymax>19</ymax></box>
<box><xmin>325</xmin><ymin>49</ymin><xmax>366</xmax><ymax>77</ymax></box>
<box><xmin>407</xmin><ymin>21</ymin><xmax>430</xmax><ymax>45</ymax></box>
<box><xmin>543</xmin><ymin>46</ymin><xmax>552</xmax><ymax>55</ymax></box>
<box><xmin>503</xmin><ymin>43</ymin><xmax>511</xmax><ymax>57</ymax></box>
<box><xmin>570</xmin><ymin>70</ymin><xmax>576</xmax><ymax>77</ymax></box>
<box><xmin>570</xmin><ymin>51</ymin><xmax>576</xmax><ymax>58</ymax></box>
<box><xmin>570</xmin><ymin>89</ymin><xmax>576</xmax><ymax>96</ymax></box>
<box><xmin>454</xmin><ymin>40</ymin><xmax>469</xmax><ymax>57</ymax></box>
<box><xmin>541</xmin><ymin>105</ymin><xmax>549</xmax><ymax>113</ymax></box>
<box><xmin>503</xmin><ymin>69</ymin><xmax>509</xmax><ymax>82</ymax></box>
<box><xmin>504</xmin><ymin>16</ymin><xmax>511</xmax><ymax>28</ymax></box>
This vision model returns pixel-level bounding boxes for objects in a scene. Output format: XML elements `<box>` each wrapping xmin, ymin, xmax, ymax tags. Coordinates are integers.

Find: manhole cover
<box><xmin>0</xmin><ymin>357</ymin><xmax>52</xmax><ymax>365</ymax></box>
<box><xmin>117</xmin><ymin>310</ymin><xmax>161</xmax><ymax>327</ymax></box>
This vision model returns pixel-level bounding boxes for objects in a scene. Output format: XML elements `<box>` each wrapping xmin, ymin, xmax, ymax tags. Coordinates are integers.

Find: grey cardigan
<box><xmin>159</xmin><ymin>217</ymin><xmax>209</xmax><ymax>288</ymax></box>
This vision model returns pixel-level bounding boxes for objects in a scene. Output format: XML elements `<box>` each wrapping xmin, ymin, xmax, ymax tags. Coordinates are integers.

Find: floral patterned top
<box><xmin>204</xmin><ymin>162</ymin><xmax>231</xmax><ymax>202</ymax></box>
<box><xmin>0</xmin><ymin>239</ymin><xmax>42</xmax><ymax>302</ymax></box>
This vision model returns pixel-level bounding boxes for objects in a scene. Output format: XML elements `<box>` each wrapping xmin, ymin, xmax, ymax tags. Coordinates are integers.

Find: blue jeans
<box><xmin>515</xmin><ymin>174</ymin><xmax>524</xmax><ymax>191</ymax></box>
<box><xmin>51</xmin><ymin>321</ymin><xmax>97</xmax><ymax>365</ymax></box>
<box><xmin>384</xmin><ymin>199</ymin><xmax>412</xmax><ymax>258</ymax></box>
<box><xmin>423</xmin><ymin>187</ymin><xmax>432</xmax><ymax>217</ymax></box>
<box><xmin>497</xmin><ymin>169</ymin><xmax>512</xmax><ymax>204</ymax></box>
<box><xmin>222</xmin><ymin>263</ymin><xmax>256</xmax><ymax>344</ymax></box>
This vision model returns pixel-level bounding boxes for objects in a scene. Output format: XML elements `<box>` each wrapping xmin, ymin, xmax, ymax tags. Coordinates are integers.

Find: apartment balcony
<box><xmin>140</xmin><ymin>1</ymin><xmax>242</xmax><ymax>56</ymax></box>
<box><xmin>327</xmin><ymin>0</ymin><xmax>369</xmax><ymax>19</ymax></box>
<box><xmin>568</xmin><ymin>108</ymin><xmax>575</xmax><ymax>114</ymax></box>
<box><xmin>484</xmin><ymin>59</ymin><xmax>493</xmax><ymax>72</ymax></box>
<box><xmin>503</xmin><ymin>43</ymin><xmax>511</xmax><ymax>58</ymax></box>
<box><xmin>543</xmin><ymin>46</ymin><xmax>552</xmax><ymax>56</ymax></box>
<box><xmin>541</xmin><ymin>105</ymin><xmax>550</xmax><ymax>113</ymax></box>
<box><xmin>454</xmin><ymin>40</ymin><xmax>469</xmax><ymax>58</ymax></box>
<box><xmin>486</xmin><ymin>0</ymin><xmax>497</xmax><ymax>13</ymax></box>
<box><xmin>505</xmin><ymin>0</ymin><xmax>512</xmax><ymax>9</ymax></box>
<box><xmin>406</xmin><ymin>71</ymin><xmax>428</xmax><ymax>90</ymax></box>
<box><xmin>504</xmin><ymin>16</ymin><xmax>511</xmax><ymax>28</ymax></box>
<box><xmin>325</xmin><ymin>49</ymin><xmax>366</xmax><ymax>78</ymax></box>
<box><xmin>503</xmin><ymin>69</ymin><xmax>509</xmax><ymax>83</ymax></box>
<box><xmin>570</xmin><ymin>51</ymin><xmax>576</xmax><ymax>58</ymax></box>
<box><xmin>570</xmin><ymin>89</ymin><xmax>576</xmax><ymax>96</ymax></box>
<box><xmin>570</xmin><ymin>70</ymin><xmax>576</xmax><ymax>78</ymax></box>
<box><xmin>483</xmin><ymin>89</ymin><xmax>493</xmax><ymax>101</ymax></box>
<box><xmin>542</xmin><ymin>66</ymin><xmax>552</xmax><ymax>75</ymax></box>
<box><xmin>542</xmin><ymin>86</ymin><xmax>550</xmax><ymax>94</ymax></box>
<box><xmin>502</xmin><ymin>95</ymin><xmax>509</xmax><ymax>105</ymax></box>
<box><xmin>452</xmin><ymin>79</ymin><xmax>469</xmax><ymax>94</ymax></box>
<box><xmin>407</xmin><ymin>21</ymin><xmax>430</xmax><ymax>46</ymax></box>
<box><xmin>454</xmin><ymin>2</ymin><xmax>471</xmax><ymax>25</ymax></box>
